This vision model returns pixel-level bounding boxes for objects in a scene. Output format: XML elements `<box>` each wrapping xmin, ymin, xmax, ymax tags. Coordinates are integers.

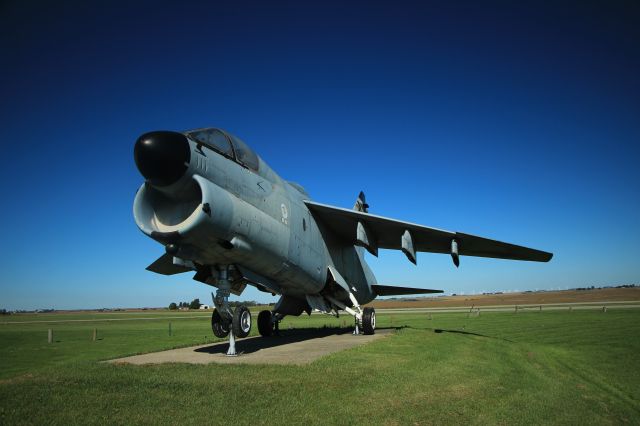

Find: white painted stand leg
<box><xmin>226</xmin><ymin>331</ymin><xmax>237</xmax><ymax>356</ymax></box>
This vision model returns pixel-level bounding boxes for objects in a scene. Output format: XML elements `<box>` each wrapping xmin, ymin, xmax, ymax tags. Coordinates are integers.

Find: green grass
<box><xmin>1</xmin><ymin>310</ymin><xmax>639</xmax><ymax>425</ymax></box>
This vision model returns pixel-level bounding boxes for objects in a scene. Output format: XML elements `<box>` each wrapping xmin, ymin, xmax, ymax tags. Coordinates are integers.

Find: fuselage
<box><xmin>133</xmin><ymin>128</ymin><xmax>377</xmax><ymax>309</ymax></box>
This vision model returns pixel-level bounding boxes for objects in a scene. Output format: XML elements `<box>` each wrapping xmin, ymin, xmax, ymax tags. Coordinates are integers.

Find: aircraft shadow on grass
<box><xmin>194</xmin><ymin>326</ymin><xmax>398</xmax><ymax>355</ymax></box>
<box><xmin>192</xmin><ymin>325</ymin><xmax>513</xmax><ymax>356</ymax></box>
<box><xmin>399</xmin><ymin>326</ymin><xmax>515</xmax><ymax>343</ymax></box>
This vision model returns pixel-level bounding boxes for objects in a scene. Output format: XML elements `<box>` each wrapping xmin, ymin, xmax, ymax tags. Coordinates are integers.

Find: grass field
<box><xmin>1</xmin><ymin>309</ymin><xmax>639</xmax><ymax>425</ymax></box>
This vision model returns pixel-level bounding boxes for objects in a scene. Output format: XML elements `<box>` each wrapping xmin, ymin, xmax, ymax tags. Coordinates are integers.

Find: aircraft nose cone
<box><xmin>134</xmin><ymin>131</ymin><xmax>191</xmax><ymax>186</ymax></box>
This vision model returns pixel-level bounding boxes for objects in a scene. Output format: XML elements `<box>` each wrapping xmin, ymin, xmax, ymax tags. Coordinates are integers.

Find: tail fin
<box><xmin>353</xmin><ymin>191</ymin><xmax>369</xmax><ymax>213</ymax></box>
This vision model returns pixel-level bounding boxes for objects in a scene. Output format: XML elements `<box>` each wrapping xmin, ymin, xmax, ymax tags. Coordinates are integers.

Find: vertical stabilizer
<box><xmin>353</xmin><ymin>191</ymin><xmax>369</xmax><ymax>213</ymax></box>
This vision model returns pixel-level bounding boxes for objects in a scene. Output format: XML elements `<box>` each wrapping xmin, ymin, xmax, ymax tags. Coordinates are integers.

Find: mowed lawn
<box><xmin>1</xmin><ymin>309</ymin><xmax>638</xmax><ymax>425</ymax></box>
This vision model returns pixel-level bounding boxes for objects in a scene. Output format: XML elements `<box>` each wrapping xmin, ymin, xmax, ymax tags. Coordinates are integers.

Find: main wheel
<box><xmin>232</xmin><ymin>305</ymin><xmax>252</xmax><ymax>338</ymax></box>
<box><xmin>362</xmin><ymin>307</ymin><xmax>376</xmax><ymax>335</ymax></box>
<box><xmin>257</xmin><ymin>310</ymin><xmax>273</xmax><ymax>337</ymax></box>
<box><xmin>211</xmin><ymin>309</ymin><xmax>230</xmax><ymax>338</ymax></box>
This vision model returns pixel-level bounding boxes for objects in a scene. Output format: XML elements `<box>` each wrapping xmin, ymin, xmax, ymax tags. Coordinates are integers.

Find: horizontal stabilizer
<box><xmin>146</xmin><ymin>253</ymin><xmax>191</xmax><ymax>275</ymax></box>
<box><xmin>372</xmin><ymin>284</ymin><xmax>443</xmax><ymax>296</ymax></box>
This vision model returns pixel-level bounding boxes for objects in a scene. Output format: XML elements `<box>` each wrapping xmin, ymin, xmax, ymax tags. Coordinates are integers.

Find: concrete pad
<box><xmin>108</xmin><ymin>328</ymin><xmax>394</xmax><ymax>366</ymax></box>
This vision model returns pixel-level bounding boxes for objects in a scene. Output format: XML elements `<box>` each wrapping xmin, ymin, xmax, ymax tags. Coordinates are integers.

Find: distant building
<box><xmin>199</xmin><ymin>304</ymin><xmax>210</xmax><ymax>310</ymax></box>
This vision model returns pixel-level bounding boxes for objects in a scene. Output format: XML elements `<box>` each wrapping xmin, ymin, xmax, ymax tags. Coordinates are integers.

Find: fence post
<box><xmin>169</xmin><ymin>322</ymin><xmax>172</xmax><ymax>336</ymax></box>
<box><xmin>92</xmin><ymin>328</ymin><xmax>97</xmax><ymax>341</ymax></box>
<box><xmin>48</xmin><ymin>328</ymin><xmax>52</xmax><ymax>344</ymax></box>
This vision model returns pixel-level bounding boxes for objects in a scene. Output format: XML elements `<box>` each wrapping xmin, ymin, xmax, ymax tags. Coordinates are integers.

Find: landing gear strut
<box><xmin>327</xmin><ymin>292</ymin><xmax>376</xmax><ymax>335</ymax></box>
<box><xmin>210</xmin><ymin>266</ymin><xmax>252</xmax><ymax>356</ymax></box>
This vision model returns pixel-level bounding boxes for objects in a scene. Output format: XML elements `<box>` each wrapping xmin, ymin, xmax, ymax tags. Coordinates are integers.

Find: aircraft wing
<box><xmin>304</xmin><ymin>201</ymin><xmax>552</xmax><ymax>265</ymax></box>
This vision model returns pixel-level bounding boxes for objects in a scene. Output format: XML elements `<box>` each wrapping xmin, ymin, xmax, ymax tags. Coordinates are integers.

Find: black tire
<box><xmin>232</xmin><ymin>305</ymin><xmax>252</xmax><ymax>338</ymax></box>
<box><xmin>257</xmin><ymin>310</ymin><xmax>273</xmax><ymax>337</ymax></box>
<box><xmin>211</xmin><ymin>309</ymin><xmax>230</xmax><ymax>338</ymax></box>
<box><xmin>362</xmin><ymin>307</ymin><xmax>376</xmax><ymax>335</ymax></box>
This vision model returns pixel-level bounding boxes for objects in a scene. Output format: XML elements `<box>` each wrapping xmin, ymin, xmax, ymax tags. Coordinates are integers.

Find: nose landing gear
<box><xmin>210</xmin><ymin>266</ymin><xmax>252</xmax><ymax>356</ymax></box>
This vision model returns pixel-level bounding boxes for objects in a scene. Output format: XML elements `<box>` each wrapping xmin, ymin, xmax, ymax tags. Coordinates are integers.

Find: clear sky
<box><xmin>1</xmin><ymin>1</ymin><xmax>638</xmax><ymax>310</ymax></box>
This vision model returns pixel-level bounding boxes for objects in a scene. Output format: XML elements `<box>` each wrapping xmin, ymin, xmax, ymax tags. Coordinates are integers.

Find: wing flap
<box><xmin>305</xmin><ymin>200</ymin><xmax>552</xmax><ymax>263</ymax></box>
<box><xmin>372</xmin><ymin>285</ymin><xmax>444</xmax><ymax>296</ymax></box>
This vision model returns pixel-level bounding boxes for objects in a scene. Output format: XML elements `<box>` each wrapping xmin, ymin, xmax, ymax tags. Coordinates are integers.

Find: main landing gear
<box><xmin>257</xmin><ymin>310</ymin><xmax>282</xmax><ymax>337</ymax></box>
<box><xmin>326</xmin><ymin>293</ymin><xmax>376</xmax><ymax>335</ymax></box>
<box><xmin>350</xmin><ymin>306</ymin><xmax>376</xmax><ymax>335</ymax></box>
<box><xmin>361</xmin><ymin>307</ymin><xmax>376</xmax><ymax>335</ymax></box>
<box><xmin>210</xmin><ymin>266</ymin><xmax>252</xmax><ymax>356</ymax></box>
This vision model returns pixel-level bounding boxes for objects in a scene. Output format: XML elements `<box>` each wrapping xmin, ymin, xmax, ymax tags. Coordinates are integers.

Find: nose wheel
<box><xmin>211</xmin><ymin>309</ymin><xmax>230</xmax><ymax>338</ymax></box>
<box><xmin>211</xmin><ymin>307</ymin><xmax>252</xmax><ymax>338</ymax></box>
<box><xmin>232</xmin><ymin>305</ymin><xmax>252</xmax><ymax>338</ymax></box>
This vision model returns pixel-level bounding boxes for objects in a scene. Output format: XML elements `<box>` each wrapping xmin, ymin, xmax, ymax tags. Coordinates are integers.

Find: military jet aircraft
<box><xmin>133</xmin><ymin>128</ymin><xmax>552</xmax><ymax>353</ymax></box>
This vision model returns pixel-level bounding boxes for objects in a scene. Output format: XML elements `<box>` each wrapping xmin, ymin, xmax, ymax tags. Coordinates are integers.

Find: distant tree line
<box><xmin>168</xmin><ymin>299</ymin><xmax>267</xmax><ymax>310</ymax></box>
<box><xmin>228</xmin><ymin>300</ymin><xmax>261</xmax><ymax>307</ymax></box>
<box><xmin>574</xmin><ymin>284</ymin><xmax>636</xmax><ymax>291</ymax></box>
<box><xmin>168</xmin><ymin>299</ymin><xmax>202</xmax><ymax>310</ymax></box>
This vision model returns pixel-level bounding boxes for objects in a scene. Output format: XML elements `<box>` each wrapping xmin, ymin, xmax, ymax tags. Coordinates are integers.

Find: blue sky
<box><xmin>1</xmin><ymin>1</ymin><xmax>638</xmax><ymax>310</ymax></box>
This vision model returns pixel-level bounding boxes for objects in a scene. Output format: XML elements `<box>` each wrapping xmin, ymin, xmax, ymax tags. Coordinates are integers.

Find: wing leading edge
<box><xmin>304</xmin><ymin>200</ymin><xmax>552</xmax><ymax>264</ymax></box>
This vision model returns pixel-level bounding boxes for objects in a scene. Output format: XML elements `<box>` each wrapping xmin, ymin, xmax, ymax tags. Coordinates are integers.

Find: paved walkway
<box><xmin>108</xmin><ymin>328</ymin><xmax>394</xmax><ymax>366</ymax></box>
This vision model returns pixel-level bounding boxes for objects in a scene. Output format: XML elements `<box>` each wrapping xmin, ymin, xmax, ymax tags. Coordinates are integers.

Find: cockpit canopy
<box><xmin>185</xmin><ymin>128</ymin><xmax>259</xmax><ymax>171</ymax></box>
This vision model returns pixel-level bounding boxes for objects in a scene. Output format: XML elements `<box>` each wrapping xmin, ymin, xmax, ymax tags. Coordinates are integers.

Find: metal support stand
<box><xmin>226</xmin><ymin>331</ymin><xmax>237</xmax><ymax>356</ymax></box>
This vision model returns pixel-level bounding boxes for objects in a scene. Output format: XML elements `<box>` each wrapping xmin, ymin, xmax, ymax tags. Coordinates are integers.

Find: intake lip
<box><xmin>134</xmin><ymin>131</ymin><xmax>190</xmax><ymax>187</ymax></box>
